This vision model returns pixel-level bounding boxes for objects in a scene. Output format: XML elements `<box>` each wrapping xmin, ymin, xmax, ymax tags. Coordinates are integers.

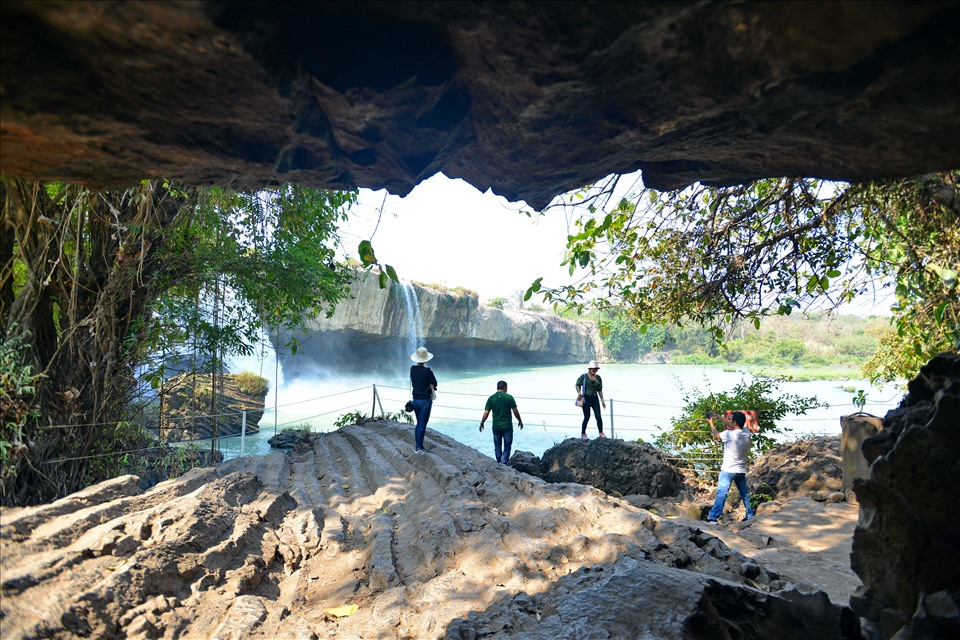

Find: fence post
<box><xmin>372</xmin><ymin>384</ymin><xmax>377</xmax><ymax>418</ymax></box>
<box><xmin>609</xmin><ymin>399</ymin><xmax>614</xmax><ymax>439</ymax></box>
<box><xmin>240</xmin><ymin>410</ymin><xmax>247</xmax><ymax>458</ymax></box>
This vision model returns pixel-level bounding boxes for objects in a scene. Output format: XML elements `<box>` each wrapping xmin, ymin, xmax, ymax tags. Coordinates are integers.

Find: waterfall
<box><xmin>399</xmin><ymin>282</ymin><xmax>424</xmax><ymax>356</ymax></box>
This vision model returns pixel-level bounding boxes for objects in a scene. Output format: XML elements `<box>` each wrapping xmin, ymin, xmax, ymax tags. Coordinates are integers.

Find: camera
<box><xmin>705</xmin><ymin>411</ymin><xmax>716</xmax><ymax>419</ymax></box>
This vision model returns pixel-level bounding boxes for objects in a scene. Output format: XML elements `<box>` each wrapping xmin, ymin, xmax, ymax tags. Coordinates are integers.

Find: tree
<box><xmin>0</xmin><ymin>179</ymin><xmax>355</xmax><ymax>505</ymax></box>
<box><xmin>527</xmin><ymin>172</ymin><xmax>959</xmax><ymax>381</ymax></box>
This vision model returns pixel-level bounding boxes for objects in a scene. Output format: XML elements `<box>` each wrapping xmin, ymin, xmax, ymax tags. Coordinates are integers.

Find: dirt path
<box><xmin>668</xmin><ymin>498</ymin><xmax>861</xmax><ymax>606</ymax></box>
<box><xmin>1</xmin><ymin>422</ymin><xmax>860</xmax><ymax>639</ymax></box>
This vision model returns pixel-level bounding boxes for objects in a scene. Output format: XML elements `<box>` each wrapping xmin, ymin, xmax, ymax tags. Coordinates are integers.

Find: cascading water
<box><xmin>399</xmin><ymin>282</ymin><xmax>425</xmax><ymax>356</ymax></box>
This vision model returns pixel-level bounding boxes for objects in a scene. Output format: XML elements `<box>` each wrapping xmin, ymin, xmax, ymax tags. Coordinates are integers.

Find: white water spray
<box><xmin>399</xmin><ymin>282</ymin><xmax>424</xmax><ymax>355</ymax></box>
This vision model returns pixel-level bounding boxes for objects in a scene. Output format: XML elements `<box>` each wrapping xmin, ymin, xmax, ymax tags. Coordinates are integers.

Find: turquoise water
<box><xmin>215</xmin><ymin>363</ymin><xmax>903</xmax><ymax>462</ymax></box>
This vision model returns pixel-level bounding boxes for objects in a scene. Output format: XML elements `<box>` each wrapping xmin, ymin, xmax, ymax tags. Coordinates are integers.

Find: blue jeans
<box><xmin>412</xmin><ymin>398</ymin><xmax>432</xmax><ymax>449</ymax></box>
<box><xmin>493</xmin><ymin>429</ymin><xmax>514</xmax><ymax>463</ymax></box>
<box><xmin>708</xmin><ymin>471</ymin><xmax>753</xmax><ymax>521</ymax></box>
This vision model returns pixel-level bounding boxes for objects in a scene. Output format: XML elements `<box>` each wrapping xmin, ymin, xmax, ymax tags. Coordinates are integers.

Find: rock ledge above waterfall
<box><xmin>275</xmin><ymin>274</ymin><xmax>606</xmax><ymax>377</ymax></box>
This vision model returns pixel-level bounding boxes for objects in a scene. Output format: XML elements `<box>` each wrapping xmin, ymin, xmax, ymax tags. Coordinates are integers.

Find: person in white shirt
<box><xmin>705</xmin><ymin>410</ymin><xmax>759</xmax><ymax>524</ymax></box>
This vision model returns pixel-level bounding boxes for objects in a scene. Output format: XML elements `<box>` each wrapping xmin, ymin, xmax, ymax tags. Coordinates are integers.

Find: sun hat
<box><xmin>587</xmin><ymin>359</ymin><xmax>600</xmax><ymax>369</ymax></box>
<box><xmin>411</xmin><ymin>347</ymin><xmax>434</xmax><ymax>363</ymax></box>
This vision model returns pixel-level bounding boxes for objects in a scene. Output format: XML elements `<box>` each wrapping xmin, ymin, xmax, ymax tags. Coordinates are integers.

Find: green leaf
<box><xmin>384</xmin><ymin>264</ymin><xmax>399</xmax><ymax>283</ymax></box>
<box><xmin>378</xmin><ymin>271</ymin><xmax>387</xmax><ymax>289</ymax></box>
<box><xmin>357</xmin><ymin>240</ymin><xmax>378</xmax><ymax>266</ymax></box>
<box><xmin>934</xmin><ymin>300</ymin><xmax>949</xmax><ymax>323</ymax></box>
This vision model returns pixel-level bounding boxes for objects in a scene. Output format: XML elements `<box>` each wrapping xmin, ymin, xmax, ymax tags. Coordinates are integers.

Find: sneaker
<box><xmin>599</xmin><ymin>432</ymin><xmax>606</xmax><ymax>437</ymax></box>
<box><xmin>580</xmin><ymin>433</ymin><xmax>588</xmax><ymax>439</ymax></box>
<box><xmin>414</xmin><ymin>447</ymin><xmax>425</xmax><ymax>453</ymax></box>
<box><xmin>706</xmin><ymin>519</ymin><xmax>720</xmax><ymax>525</ymax></box>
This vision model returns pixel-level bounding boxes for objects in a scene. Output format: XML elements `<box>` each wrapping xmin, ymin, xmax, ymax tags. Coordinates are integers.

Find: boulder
<box><xmin>507</xmin><ymin>450</ymin><xmax>542</xmax><ymax>477</ymax></box>
<box><xmin>850</xmin><ymin>353</ymin><xmax>960</xmax><ymax>639</ymax></box>
<box><xmin>267</xmin><ymin>429</ymin><xmax>314</xmax><ymax>450</ymax></box>
<box><xmin>750</xmin><ymin>436</ymin><xmax>845</xmax><ymax>503</ymax></box>
<box><xmin>538</xmin><ymin>437</ymin><xmax>684</xmax><ymax>498</ymax></box>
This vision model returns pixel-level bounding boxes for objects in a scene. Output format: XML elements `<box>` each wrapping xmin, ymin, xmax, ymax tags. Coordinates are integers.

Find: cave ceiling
<box><xmin>1</xmin><ymin>1</ymin><xmax>959</xmax><ymax>209</ymax></box>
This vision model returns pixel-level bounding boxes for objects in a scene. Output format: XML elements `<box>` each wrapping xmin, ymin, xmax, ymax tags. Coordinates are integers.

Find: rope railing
<box><xmin>31</xmin><ymin>382</ymin><xmax>858</xmax><ymax>467</ymax></box>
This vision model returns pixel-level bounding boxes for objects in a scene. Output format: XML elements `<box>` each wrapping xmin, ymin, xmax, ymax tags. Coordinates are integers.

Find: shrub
<box><xmin>234</xmin><ymin>371</ymin><xmax>269</xmax><ymax>396</ymax></box>
<box><xmin>654</xmin><ymin>376</ymin><xmax>823</xmax><ymax>477</ymax></box>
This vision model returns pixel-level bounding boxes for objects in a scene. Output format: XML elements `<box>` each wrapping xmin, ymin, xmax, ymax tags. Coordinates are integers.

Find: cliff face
<box><xmin>277</xmin><ymin>274</ymin><xmax>605</xmax><ymax>378</ymax></box>
<box><xmin>161</xmin><ymin>373</ymin><xmax>267</xmax><ymax>440</ymax></box>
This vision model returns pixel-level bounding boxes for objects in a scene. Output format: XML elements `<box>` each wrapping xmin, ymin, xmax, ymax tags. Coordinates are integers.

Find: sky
<box><xmin>337</xmin><ymin>172</ymin><xmax>576</xmax><ymax>303</ymax></box>
<box><xmin>335</xmin><ymin>172</ymin><xmax>893</xmax><ymax>316</ymax></box>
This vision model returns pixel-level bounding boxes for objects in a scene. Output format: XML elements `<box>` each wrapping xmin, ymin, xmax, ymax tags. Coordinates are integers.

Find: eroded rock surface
<box><xmin>2</xmin><ymin>2</ymin><xmax>959</xmax><ymax>206</ymax></box>
<box><xmin>851</xmin><ymin>353</ymin><xmax>960</xmax><ymax>639</ymax></box>
<box><xmin>1</xmin><ymin>422</ymin><xmax>853</xmax><ymax>639</ymax></box>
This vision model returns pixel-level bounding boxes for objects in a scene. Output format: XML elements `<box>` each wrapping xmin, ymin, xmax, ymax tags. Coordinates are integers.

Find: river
<box><xmin>214</xmin><ymin>362</ymin><xmax>902</xmax><ymax>463</ymax></box>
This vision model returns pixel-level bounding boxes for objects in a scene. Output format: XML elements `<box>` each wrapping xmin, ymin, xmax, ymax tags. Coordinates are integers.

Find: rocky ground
<box><xmin>1</xmin><ymin>421</ymin><xmax>862</xmax><ymax>640</ymax></box>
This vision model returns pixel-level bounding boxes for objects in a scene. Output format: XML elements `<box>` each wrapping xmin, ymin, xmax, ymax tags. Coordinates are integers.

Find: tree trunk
<box><xmin>1</xmin><ymin>179</ymin><xmax>190</xmax><ymax>505</ymax></box>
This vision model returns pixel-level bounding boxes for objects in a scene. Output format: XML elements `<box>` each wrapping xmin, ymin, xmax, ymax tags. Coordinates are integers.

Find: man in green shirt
<box><xmin>479</xmin><ymin>380</ymin><xmax>524</xmax><ymax>463</ymax></box>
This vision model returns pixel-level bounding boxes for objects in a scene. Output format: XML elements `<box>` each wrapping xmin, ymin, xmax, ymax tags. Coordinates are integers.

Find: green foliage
<box><xmin>654</xmin><ymin>376</ymin><xmax>823</xmax><ymax>476</ymax></box>
<box><xmin>535</xmin><ymin>172</ymin><xmax>959</xmax><ymax>382</ymax></box>
<box><xmin>234</xmin><ymin>372</ymin><xmax>269</xmax><ymax>396</ymax></box>
<box><xmin>333</xmin><ymin>409</ymin><xmax>413</xmax><ymax>429</ymax></box>
<box><xmin>334</xmin><ymin>411</ymin><xmax>366</xmax><ymax>428</ymax></box>
<box><xmin>383</xmin><ymin>410</ymin><xmax>414</xmax><ymax>425</ymax></box>
<box><xmin>147</xmin><ymin>184</ymin><xmax>356</xmax><ymax>371</ymax></box>
<box><xmin>487</xmin><ymin>297</ymin><xmax>508</xmax><ymax>310</ymax></box>
<box><xmin>852</xmin><ymin>389</ymin><xmax>868</xmax><ymax>413</ymax></box>
<box><xmin>1</xmin><ymin>178</ymin><xmax>357</xmax><ymax>505</ymax></box>
<box><xmin>0</xmin><ymin>330</ymin><xmax>41</xmax><ymax>495</ymax></box>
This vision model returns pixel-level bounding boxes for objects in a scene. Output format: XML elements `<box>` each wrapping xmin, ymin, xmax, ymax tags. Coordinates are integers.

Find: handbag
<box><xmin>575</xmin><ymin>372</ymin><xmax>587</xmax><ymax>406</ymax></box>
<box><xmin>404</xmin><ymin>400</ymin><xmax>414</xmax><ymax>412</ymax></box>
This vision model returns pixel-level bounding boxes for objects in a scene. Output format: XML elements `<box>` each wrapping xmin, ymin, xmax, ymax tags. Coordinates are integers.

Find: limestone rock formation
<box><xmin>532</xmin><ymin>437</ymin><xmax>685</xmax><ymax>499</ymax></box>
<box><xmin>160</xmin><ymin>372</ymin><xmax>267</xmax><ymax>440</ymax></box>
<box><xmin>0</xmin><ymin>422</ymin><xmax>855</xmax><ymax>639</ymax></box>
<box><xmin>277</xmin><ymin>274</ymin><xmax>604</xmax><ymax>378</ymax></box>
<box><xmin>2</xmin><ymin>2</ymin><xmax>958</xmax><ymax>207</ymax></box>
<box><xmin>850</xmin><ymin>353</ymin><xmax>960</xmax><ymax>640</ymax></box>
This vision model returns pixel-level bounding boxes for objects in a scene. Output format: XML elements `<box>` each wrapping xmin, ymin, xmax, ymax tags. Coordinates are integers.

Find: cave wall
<box><xmin>2</xmin><ymin>1</ymin><xmax>959</xmax><ymax>208</ymax></box>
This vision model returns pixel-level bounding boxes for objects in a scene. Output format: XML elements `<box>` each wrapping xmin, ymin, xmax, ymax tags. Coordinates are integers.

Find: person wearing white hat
<box><xmin>409</xmin><ymin>347</ymin><xmax>438</xmax><ymax>452</ymax></box>
<box><xmin>575</xmin><ymin>360</ymin><xmax>606</xmax><ymax>439</ymax></box>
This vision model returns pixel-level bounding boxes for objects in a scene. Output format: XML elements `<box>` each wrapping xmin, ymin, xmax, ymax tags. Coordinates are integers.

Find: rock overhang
<box><xmin>1</xmin><ymin>1</ymin><xmax>959</xmax><ymax>208</ymax></box>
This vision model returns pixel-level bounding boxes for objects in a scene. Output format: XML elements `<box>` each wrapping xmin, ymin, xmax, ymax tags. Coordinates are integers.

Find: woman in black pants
<box><xmin>576</xmin><ymin>360</ymin><xmax>606</xmax><ymax>438</ymax></box>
